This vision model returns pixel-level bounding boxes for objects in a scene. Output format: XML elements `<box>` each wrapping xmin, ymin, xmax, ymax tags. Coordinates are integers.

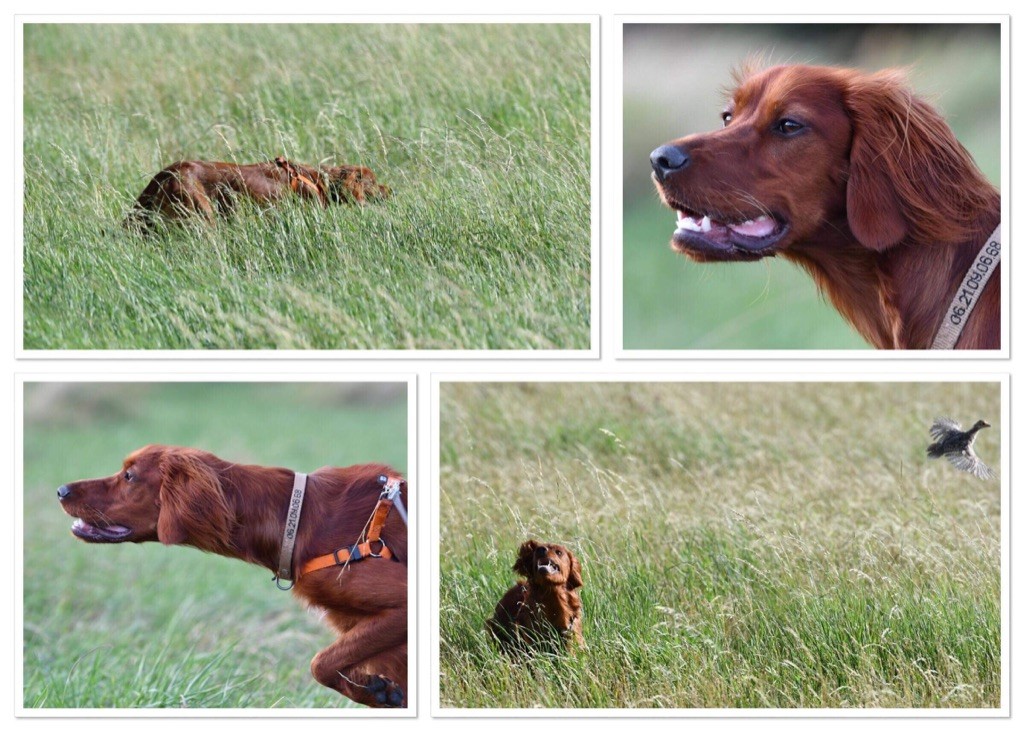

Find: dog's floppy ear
<box><xmin>157</xmin><ymin>449</ymin><xmax>232</xmax><ymax>552</ymax></box>
<box><xmin>566</xmin><ymin>550</ymin><xmax>583</xmax><ymax>591</ymax></box>
<box><xmin>513</xmin><ymin>540</ymin><xmax>539</xmax><ymax>577</ymax></box>
<box><xmin>844</xmin><ymin>68</ymin><xmax>989</xmax><ymax>251</ymax></box>
<box><xmin>844</xmin><ymin>71</ymin><xmax>910</xmax><ymax>250</ymax></box>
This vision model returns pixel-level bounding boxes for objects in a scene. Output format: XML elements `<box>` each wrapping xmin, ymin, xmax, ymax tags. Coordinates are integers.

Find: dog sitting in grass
<box><xmin>487</xmin><ymin>540</ymin><xmax>584</xmax><ymax>653</ymax></box>
<box><xmin>125</xmin><ymin>156</ymin><xmax>390</xmax><ymax>233</ymax></box>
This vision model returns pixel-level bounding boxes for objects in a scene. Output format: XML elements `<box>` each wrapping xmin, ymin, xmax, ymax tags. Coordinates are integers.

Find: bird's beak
<box><xmin>981</xmin><ymin>421</ymin><xmax>992</xmax><ymax>428</ymax></box>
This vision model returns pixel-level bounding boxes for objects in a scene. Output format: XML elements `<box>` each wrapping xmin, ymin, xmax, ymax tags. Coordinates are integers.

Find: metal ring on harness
<box><xmin>368</xmin><ymin>538</ymin><xmax>387</xmax><ymax>558</ymax></box>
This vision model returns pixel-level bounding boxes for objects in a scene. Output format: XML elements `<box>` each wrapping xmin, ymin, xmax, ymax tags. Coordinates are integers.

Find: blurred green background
<box><xmin>23</xmin><ymin>382</ymin><xmax>407</xmax><ymax>708</ymax></box>
<box><xmin>623</xmin><ymin>23</ymin><xmax>1001</xmax><ymax>350</ymax></box>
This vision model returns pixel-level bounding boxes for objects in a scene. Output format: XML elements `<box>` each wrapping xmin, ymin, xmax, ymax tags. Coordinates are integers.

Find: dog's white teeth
<box><xmin>676</xmin><ymin>212</ymin><xmax>701</xmax><ymax>232</ymax></box>
<box><xmin>675</xmin><ymin>212</ymin><xmax>721</xmax><ymax>235</ymax></box>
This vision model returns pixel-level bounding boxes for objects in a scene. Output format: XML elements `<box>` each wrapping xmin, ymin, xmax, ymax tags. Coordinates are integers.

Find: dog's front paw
<box><xmin>366</xmin><ymin>674</ymin><xmax>405</xmax><ymax>708</ymax></box>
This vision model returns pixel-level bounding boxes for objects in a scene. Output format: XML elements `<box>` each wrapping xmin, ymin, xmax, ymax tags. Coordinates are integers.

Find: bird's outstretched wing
<box><xmin>930</xmin><ymin>417</ymin><xmax>963</xmax><ymax>441</ymax></box>
<box><xmin>946</xmin><ymin>450</ymin><xmax>996</xmax><ymax>480</ymax></box>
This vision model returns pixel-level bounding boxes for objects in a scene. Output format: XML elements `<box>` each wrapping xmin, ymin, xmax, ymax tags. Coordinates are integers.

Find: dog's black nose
<box><xmin>535</xmin><ymin>545</ymin><xmax>548</xmax><ymax>556</ymax></box>
<box><xmin>57</xmin><ymin>484</ymin><xmax>71</xmax><ymax>501</ymax></box>
<box><xmin>650</xmin><ymin>144</ymin><xmax>690</xmax><ymax>181</ymax></box>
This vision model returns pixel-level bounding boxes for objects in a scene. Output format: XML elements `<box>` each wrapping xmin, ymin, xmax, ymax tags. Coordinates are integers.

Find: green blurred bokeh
<box><xmin>23</xmin><ymin>382</ymin><xmax>407</xmax><ymax>708</ymax></box>
<box><xmin>623</xmin><ymin>23</ymin><xmax>1001</xmax><ymax>350</ymax></box>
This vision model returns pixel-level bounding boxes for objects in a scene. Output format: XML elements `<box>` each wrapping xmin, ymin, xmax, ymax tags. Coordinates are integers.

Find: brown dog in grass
<box><xmin>57</xmin><ymin>445</ymin><xmax>408</xmax><ymax>708</ymax></box>
<box><xmin>126</xmin><ymin>156</ymin><xmax>391</xmax><ymax>233</ymax></box>
<box><xmin>487</xmin><ymin>540</ymin><xmax>584</xmax><ymax>653</ymax></box>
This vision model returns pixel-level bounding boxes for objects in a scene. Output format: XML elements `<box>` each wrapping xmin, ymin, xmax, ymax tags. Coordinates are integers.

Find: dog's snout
<box><xmin>57</xmin><ymin>484</ymin><xmax>72</xmax><ymax>501</ymax></box>
<box><xmin>535</xmin><ymin>545</ymin><xmax>548</xmax><ymax>557</ymax></box>
<box><xmin>650</xmin><ymin>144</ymin><xmax>691</xmax><ymax>181</ymax></box>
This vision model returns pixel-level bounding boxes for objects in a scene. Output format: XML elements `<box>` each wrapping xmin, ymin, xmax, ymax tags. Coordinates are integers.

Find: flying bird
<box><xmin>927</xmin><ymin>417</ymin><xmax>995</xmax><ymax>479</ymax></box>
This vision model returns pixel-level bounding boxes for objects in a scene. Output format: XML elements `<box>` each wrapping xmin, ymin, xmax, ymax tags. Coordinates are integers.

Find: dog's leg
<box><xmin>310</xmin><ymin>607</ymin><xmax>408</xmax><ymax>707</ymax></box>
<box><xmin>128</xmin><ymin>165</ymin><xmax>217</xmax><ymax>230</ymax></box>
<box><xmin>175</xmin><ymin>175</ymin><xmax>217</xmax><ymax>224</ymax></box>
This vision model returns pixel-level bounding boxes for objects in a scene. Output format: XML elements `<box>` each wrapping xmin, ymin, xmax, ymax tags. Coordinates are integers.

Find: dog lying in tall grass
<box><xmin>487</xmin><ymin>540</ymin><xmax>584</xmax><ymax>653</ymax></box>
<box><xmin>125</xmin><ymin>156</ymin><xmax>391</xmax><ymax>233</ymax></box>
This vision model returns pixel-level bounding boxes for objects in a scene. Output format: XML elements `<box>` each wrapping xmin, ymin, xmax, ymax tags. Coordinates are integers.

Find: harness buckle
<box><xmin>338</xmin><ymin>544</ymin><xmax>361</xmax><ymax>563</ymax></box>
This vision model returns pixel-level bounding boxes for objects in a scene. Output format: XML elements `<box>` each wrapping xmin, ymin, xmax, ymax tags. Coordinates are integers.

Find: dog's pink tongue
<box><xmin>729</xmin><ymin>216</ymin><xmax>775</xmax><ymax>238</ymax></box>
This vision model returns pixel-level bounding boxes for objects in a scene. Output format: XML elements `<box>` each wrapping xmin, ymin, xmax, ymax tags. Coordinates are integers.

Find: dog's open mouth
<box><xmin>536</xmin><ymin>559</ymin><xmax>560</xmax><ymax>575</ymax></box>
<box><xmin>71</xmin><ymin>518</ymin><xmax>132</xmax><ymax>543</ymax></box>
<box><xmin>669</xmin><ymin>205</ymin><xmax>790</xmax><ymax>258</ymax></box>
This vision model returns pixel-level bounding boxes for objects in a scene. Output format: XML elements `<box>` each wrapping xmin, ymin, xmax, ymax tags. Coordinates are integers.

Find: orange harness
<box><xmin>298</xmin><ymin>492</ymin><xmax>396</xmax><ymax>580</ymax></box>
<box><xmin>274</xmin><ymin>156</ymin><xmax>328</xmax><ymax>207</ymax></box>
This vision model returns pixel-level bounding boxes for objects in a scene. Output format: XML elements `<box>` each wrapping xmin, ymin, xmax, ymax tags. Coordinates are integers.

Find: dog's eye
<box><xmin>124</xmin><ymin>470</ymin><xmax>135</xmax><ymax>482</ymax></box>
<box><xmin>775</xmin><ymin>118</ymin><xmax>805</xmax><ymax>135</ymax></box>
<box><xmin>721</xmin><ymin>111</ymin><xmax>733</xmax><ymax>127</ymax></box>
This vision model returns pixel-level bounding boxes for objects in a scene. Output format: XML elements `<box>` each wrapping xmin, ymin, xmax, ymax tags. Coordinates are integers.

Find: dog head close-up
<box><xmin>647</xmin><ymin>63</ymin><xmax>1000</xmax><ymax>349</ymax></box>
<box><xmin>323</xmin><ymin>165</ymin><xmax>393</xmax><ymax>204</ymax></box>
<box><xmin>513</xmin><ymin>539</ymin><xmax>583</xmax><ymax>590</ymax></box>
<box><xmin>651</xmin><ymin>64</ymin><xmax>854</xmax><ymax>262</ymax></box>
<box><xmin>57</xmin><ymin>444</ymin><xmax>232</xmax><ymax>552</ymax></box>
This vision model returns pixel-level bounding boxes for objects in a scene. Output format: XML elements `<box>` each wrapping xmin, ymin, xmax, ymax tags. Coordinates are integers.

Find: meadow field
<box><xmin>623</xmin><ymin>24</ymin><xmax>1001</xmax><ymax>349</ymax></box>
<box><xmin>22</xmin><ymin>382</ymin><xmax>407</xmax><ymax>708</ymax></box>
<box><xmin>23</xmin><ymin>23</ymin><xmax>591</xmax><ymax>350</ymax></box>
<box><xmin>439</xmin><ymin>382</ymin><xmax>1001</xmax><ymax>708</ymax></box>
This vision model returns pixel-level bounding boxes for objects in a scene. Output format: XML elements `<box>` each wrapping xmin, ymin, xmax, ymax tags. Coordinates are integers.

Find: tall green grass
<box><xmin>439</xmin><ymin>382</ymin><xmax>1001</xmax><ymax>708</ymax></box>
<box><xmin>23</xmin><ymin>382</ymin><xmax>407</xmax><ymax>708</ymax></box>
<box><xmin>23</xmin><ymin>23</ymin><xmax>591</xmax><ymax>350</ymax></box>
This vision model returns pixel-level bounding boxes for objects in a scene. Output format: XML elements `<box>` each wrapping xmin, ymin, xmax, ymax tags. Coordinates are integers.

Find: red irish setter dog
<box><xmin>487</xmin><ymin>540</ymin><xmax>584</xmax><ymax>653</ymax></box>
<box><xmin>126</xmin><ymin>156</ymin><xmax>391</xmax><ymax>233</ymax></box>
<box><xmin>650</xmin><ymin>64</ymin><xmax>1000</xmax><ymax>349</ymax></box>
<box><xmin>57</xmin><ymin>445</ymin><xmax>408</xmax><ymax>708</ymax></box>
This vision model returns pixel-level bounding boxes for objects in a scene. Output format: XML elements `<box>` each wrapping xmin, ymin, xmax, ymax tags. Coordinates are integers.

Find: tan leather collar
<box><xmin>274</xmin><ymin>471</ymin><xmax>307</xmax><ymax>590</ymax></box>
<box><xmin>931</xmin><ymin>224</ymin><xmax>1001</xmax><ymax>349</ymax></box>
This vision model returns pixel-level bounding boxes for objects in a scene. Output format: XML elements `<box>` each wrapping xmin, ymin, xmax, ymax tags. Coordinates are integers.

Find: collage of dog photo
<box><xmin>10</xmin><ymin>7</ymin><xmax>1011</xmax><ymax>731</ymax></box>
